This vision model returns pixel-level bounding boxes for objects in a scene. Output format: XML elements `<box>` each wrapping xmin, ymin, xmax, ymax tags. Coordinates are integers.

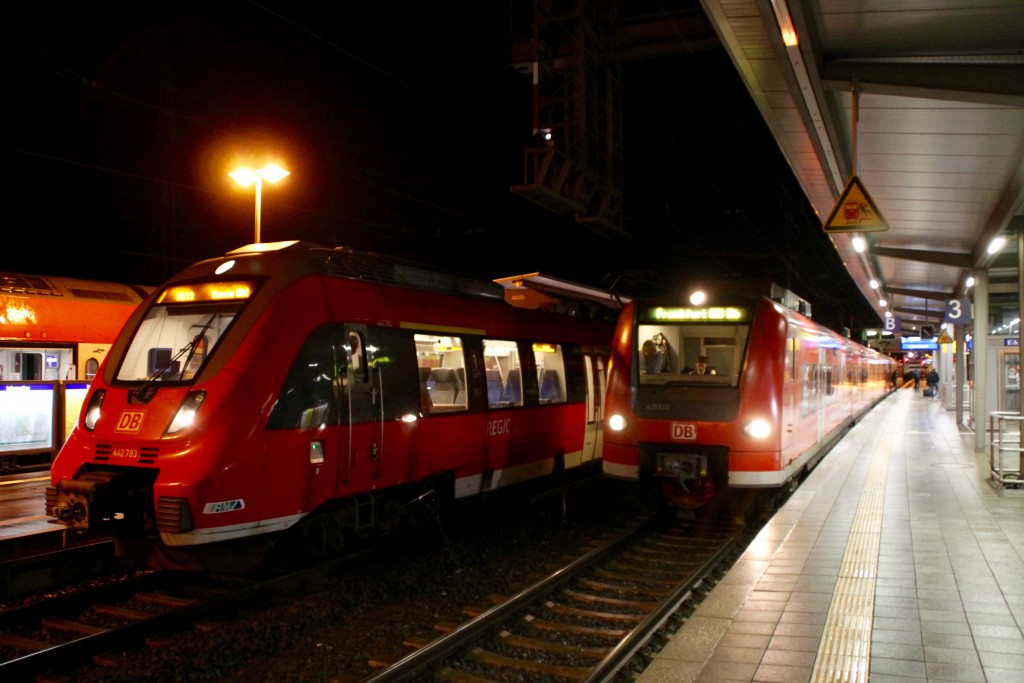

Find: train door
<box><xmin>797</xmin><ymin>341</ymin><xmax>825</xmax><ymax>453</ymax></box>
<box><xmin>78</xmin><ymin>343</ymin><xmax>112</xmax><ymax>380</ymax></box>
<box><xmin>816</xmin><ymin>347</ymin><xmax>828</xmax><ymax>441</ymax></box>
<box><xmin>342</xmin><ymin>325</ymin><xmax>384</xmax><ymax>488</ymax></box>
<box><xmin>19</xmin><ymin>352</ymin><xmax>43</xmax><ymax>379</ymax></box>
<box><xmin>580</xmin><ymin>349</ymin><xmax>607</xmax><ymax>462</ymax></box>
<box><xmin>263</xmin><ymin>325</ymin><xmax>345</xmax><ymax>519</ymax></box>
<box><xmin>481</xmin><ymin>338</ymin><xmax>516</xmax><ymax>485</ymax></box>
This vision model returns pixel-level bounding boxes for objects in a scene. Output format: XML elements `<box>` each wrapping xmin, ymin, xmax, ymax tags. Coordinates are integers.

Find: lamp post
<box><xmin>229</xmin><ymin>164</ymin><xmax>290</xmax><ymax>244</ymax></box>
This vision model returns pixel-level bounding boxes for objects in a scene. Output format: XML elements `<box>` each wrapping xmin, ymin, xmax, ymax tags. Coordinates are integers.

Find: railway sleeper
<box><xmin>41</xmin><ymin>617</ymin><xmax>106</xmax><ymax>636</ymax></box>
<box><xmin>0</xmin><ymin>632</ymin><xmax>48</xmax><ymax>652</ymax></box>
<box><xmin>563</xmin><ymin>587</ymin><xmax>658</xmax><ymax>611</ymax></box>
<box><xmin>93</xmin><ymin>604</ymin><xmax>154</xmax><ymax>621</ymax></box>
<box><xmin>594</xmin><ymin>567</ymin><xmax>678</xmax><ymax>589</ymax></box>
<box><xmin>469</xmin><ymin>647</ymin><xmax>591</xmax><ymax>681</ymax></box>
<box><xmin>498</xmin><ymin>631</ymin><xmax>608</xmax><ymax>659</ymax></box>
<box><xmin>578</xmin><ymin>577</ymin><xmax>670</xmax><ymax>598</ymax></box>
<box><xmin>436</xmin><ymin>667</ymin><xmax>499</xmax><ymax>683</ymax></box>
<box><xmin>545</xmin><ymin>602</ymin><xmax>643</xmax><ymax>624</ymax></box>
<box><xmin>524</xmin><ymin>614</ymin><xmax>628</xmax><ymax>640</ymax></box>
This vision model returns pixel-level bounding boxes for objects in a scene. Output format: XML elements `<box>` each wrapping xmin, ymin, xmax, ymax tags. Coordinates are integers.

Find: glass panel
<box><xmin>267</xmin><ymin>326</ymin><xmax>342</xmax><ymax>430</ymax></box>
<box><xmin>0</xmin><ymin>383</ymin><xmax>54</xmax><ymax>452</ymax></box>
<box><xmin>116</xmin><ymin>303</ymin><xmax>243</xmax><ymax>382</ymax></box>
<box><xmin>482</xmin><ymin>339</ymin><xmax>521</xmax><ymax>407</ymax></box>
<box><xmin>1001</xmin><ymin>350</ymin><xmax>1020</xmax><ymax>412</ymax></box>
<box><xmin>636</xmin><ymin>323</ymin><xmax>748</xmax><ymax>387</ymax></box>
<box><xmin>534</xmin><ymin>343</ymin><xmax>565</xmax><ymax>404</ymax></box>
<box><xmin>415</xmin><ymin>333</ymin><xmax>467</xmax><ymax>413</ymax></box>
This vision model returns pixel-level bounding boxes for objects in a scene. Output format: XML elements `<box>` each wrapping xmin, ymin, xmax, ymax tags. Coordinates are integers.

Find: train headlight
<box><xmin>743</xmin><ymin>418</ymin><xmax>772</xmax><ymax>439</ymax></box>
<box><xmin>83</xmin><ymin>390</ymin><xmax>106</xmax><ymax>431</ymax></box>
<box><xmin>607</xmin><ymin>414</ymin><xmax>628</xmax><ymax>431</ymax></box>
<box><xmin>166</xmin><ymin>391</ymin><xmax>206</xmax><ymax>434</ymax></box>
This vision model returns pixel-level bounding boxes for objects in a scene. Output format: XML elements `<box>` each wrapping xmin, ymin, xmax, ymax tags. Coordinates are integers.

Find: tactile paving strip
<box><xmin>809</xmin><ymin>405</ymin><xmax>898</xmax><ymax>683</ymax></box>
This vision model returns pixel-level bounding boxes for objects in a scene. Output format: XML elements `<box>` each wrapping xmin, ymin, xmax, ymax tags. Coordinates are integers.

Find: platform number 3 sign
<box><xmin>945</xmin><ymin>298</ymin><xmax>972</xmax><ymax>325</ymax></box>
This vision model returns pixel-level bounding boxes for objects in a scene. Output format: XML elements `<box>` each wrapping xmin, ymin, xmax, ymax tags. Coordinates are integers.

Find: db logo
<box><xmin>671</xmin><ymin>423</ymin><xmax>697</xmax><ymax>441</ymax></box>
<box><xmin>115</xmin><ymin>409</ymin><xmax>146</xmax><ymax>433</ymax></box>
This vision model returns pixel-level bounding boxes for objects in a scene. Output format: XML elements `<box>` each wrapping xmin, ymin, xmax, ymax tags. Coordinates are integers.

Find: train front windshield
<box><xmin>115</xmin><ymin>281</ymin><xmax>254</xmax><ymax>383</ymax></box>
<box><xmin>636</xmin><ymin>316</ymin><xmax>750</xmax><ymax>388</ymax></box>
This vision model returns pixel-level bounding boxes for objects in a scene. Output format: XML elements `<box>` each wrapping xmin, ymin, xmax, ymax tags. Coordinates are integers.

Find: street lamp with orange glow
<box><xmin>228</xmin><ymin>164</ymin><xmax>290</xmax><ymax>244</ymax></box>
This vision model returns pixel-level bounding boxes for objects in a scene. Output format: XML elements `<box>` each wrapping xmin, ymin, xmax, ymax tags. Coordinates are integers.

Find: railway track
<box><xmin>0</xmin><ymin>476</ymin><xmax>766</xmax><ymax>681</ymax></box>
<box><xmin>0</xmin><ymin>568</ymin><xmax>254</xmax><ymax>680</ymax></box>
<box><xmin>364</xmin><ymin>511</ymin><xmax>751</xmax><ymax>682</ymax></box>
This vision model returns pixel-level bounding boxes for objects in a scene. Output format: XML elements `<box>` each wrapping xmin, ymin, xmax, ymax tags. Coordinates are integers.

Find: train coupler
<box><xmin>657</xmin><ymin>453</ymin><xmax>716</xmax><ymax>509</ymax></box>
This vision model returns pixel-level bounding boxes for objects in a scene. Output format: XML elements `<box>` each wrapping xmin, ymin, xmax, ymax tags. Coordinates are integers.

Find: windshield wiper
<box><xmin>133</xmin><ymin>316</ymin><xmax>216</xmax><ymax>401</ymax></box>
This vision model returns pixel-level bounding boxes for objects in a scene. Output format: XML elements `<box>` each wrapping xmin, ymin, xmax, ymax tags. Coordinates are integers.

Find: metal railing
<box><xmin>988</xmin><ymin>412</ymin><xmax>1023</xmax><ymax>488</ymax></box>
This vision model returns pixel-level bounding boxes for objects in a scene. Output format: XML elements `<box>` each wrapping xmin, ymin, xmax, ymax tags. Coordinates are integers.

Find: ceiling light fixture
<box><xmin>769</xmin><ymin>0</ymin><xmax>798</xmax><ymax>46</ymax></box>
<box><xmin>988</xmin><ymin>236</ymin><xmax>1007</xmax><ymax>254</ymax></box>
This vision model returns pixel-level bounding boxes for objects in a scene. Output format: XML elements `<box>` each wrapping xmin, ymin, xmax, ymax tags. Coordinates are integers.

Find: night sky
<box><xmin>2</xmin><ymin>1</ymin><xmax>879</xmax><ymax>333</ymax></box>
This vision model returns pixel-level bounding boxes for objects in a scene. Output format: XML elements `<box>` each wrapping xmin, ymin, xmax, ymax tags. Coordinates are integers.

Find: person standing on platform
<box><xmin>912</xmin><ymin>368</ymin><xmax>921</xmax><ymax>391</ymax></box>
<box><xmin>926</xmin><ymin>367</ymin><xmax>939</xmax><ymax>399</ymax></box>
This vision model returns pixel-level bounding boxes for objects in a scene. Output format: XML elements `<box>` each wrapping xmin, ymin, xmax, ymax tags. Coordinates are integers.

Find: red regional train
<box><xmin>47</xmin><ymin>241</ymin><xmax>619</xmax><ymax>570</ymax></box>
<box><xmin>601</xmin><ymin>280</ymin><xmax>895</xmax><ymax>510</ymax></box>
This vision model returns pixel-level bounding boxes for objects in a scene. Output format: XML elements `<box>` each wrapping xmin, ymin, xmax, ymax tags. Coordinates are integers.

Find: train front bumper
<box><xmin>46</xmin><ymin>469</ymin><xmax>165</xmax><ymax>533</ymax></box>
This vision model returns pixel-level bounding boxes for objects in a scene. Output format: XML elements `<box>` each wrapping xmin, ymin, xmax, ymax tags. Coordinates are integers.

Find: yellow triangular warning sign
<box><xmin>937</xmin><ymin>329</ymin><xmax>953</xmax><ymax>344</ymax></box>
<box><xmin>824</xmin><ymin>175</ymin><xmax>888</xmax><ymax>233</ymax></box>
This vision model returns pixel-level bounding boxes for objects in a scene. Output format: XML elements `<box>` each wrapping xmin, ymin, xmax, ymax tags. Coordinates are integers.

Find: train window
<box><xmin>358</xmin><ymin>326</ymin><xmax>422</xmax><ymax>422</ymax></box>
<box><xmin>414</xmin><ymin>333</ymin><xmax>467</xmax><ymax>413</ymax></box>
<box><xmin>268</xmin><ymin>326</ymin><xmax>342</xmax><ymax>430</ymax></box>
<box><xmin>534</xmin><ymin>343</ymin><xmax>565</xmax><ymax>404</ymax></box>
<box><xmin>348</xmin><ymin>331</ymin><xmax>366</xmax><ymax>383</ymax></box>
<box><xmin>636</xmin><ymin>324</ymin><xmax>748</xmax><ymax>387</ymax></box>
<box><xmin>184</xmin><ymin>330</ymin><xmax>209</xmax><ymax>378</ymax></box>
<box><xmin>801</xmin><ymin>363</ymin><xmax>818</xmax><ymax>416</ymax></box>
<box><xmin>482</xmin><ymin>339</ymin><xmax>521</xmax><ymax>407</ymax></box>
<box><xmin>116</xmin><ymin>303</ymin><xmax>242</xmax><ymax>383</ymax></box>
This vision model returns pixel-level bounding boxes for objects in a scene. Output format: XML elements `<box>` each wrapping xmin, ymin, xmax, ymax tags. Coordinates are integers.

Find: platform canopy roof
<box><xmin>698</xmin><ymin>0</ymin><xmax>1024</xmax><ymax>336</ymax></box>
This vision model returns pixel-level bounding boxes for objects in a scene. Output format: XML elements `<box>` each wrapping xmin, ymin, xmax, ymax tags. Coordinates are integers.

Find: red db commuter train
<box><xmin>602</xmin><ymin>280</ymin><xmax>895</xmax><ymax>510</ymax></box>
<box><xmin>47</xmin><ymin>242</ymin><xmax>618</xmax><ymax>570</ymax></box>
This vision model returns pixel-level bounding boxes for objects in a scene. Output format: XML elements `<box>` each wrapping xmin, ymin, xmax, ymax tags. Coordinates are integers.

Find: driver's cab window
<box><xmin>637</xmin><ymin>324</ymin><xmax>746</xmax><ymax>387</ymax></box>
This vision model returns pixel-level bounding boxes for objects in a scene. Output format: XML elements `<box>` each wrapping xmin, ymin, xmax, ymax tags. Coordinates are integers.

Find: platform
<box><xmin>0</xmin><ymin>472</ymin><xmax>69</xmax><ymax>558</ymax></box>
<box><xmin>638</xmin><ymin>387</ymin><xmax>1024</xmax><ymax>683</ymax></box>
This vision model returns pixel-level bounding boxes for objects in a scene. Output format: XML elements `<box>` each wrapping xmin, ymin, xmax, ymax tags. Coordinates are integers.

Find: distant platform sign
<box><xmin>824</xmin><ymin>175</ymin><xmax>888</xmax><ymax>233</ymax></box>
